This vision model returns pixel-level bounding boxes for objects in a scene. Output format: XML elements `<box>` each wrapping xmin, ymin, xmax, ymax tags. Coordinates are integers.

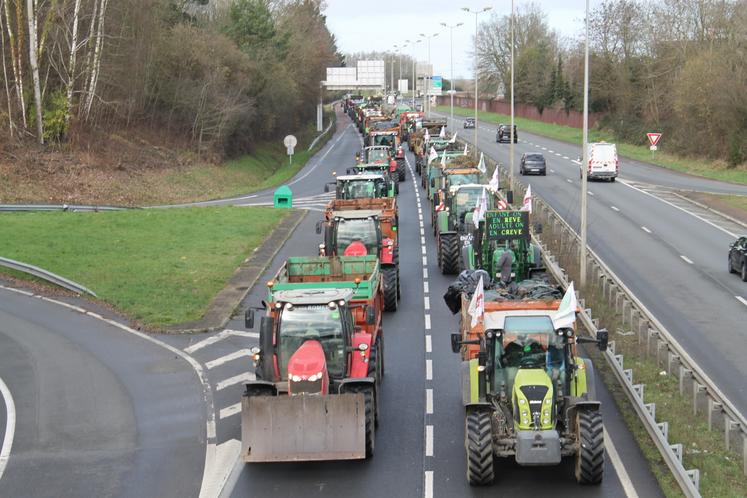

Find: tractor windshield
<box><xmin>335</xmin><ymin>218</ymin><xmax>379</xmax><ymax>256</ymax></box>
<box><xmin>373</xmin><ymin>134</ymin><xmax>396</xmax><ymax>148</ymax></box>
<box><xmin>495</xmin><ymin>316</ymin><xmax>565</xmax><ymax>373</ymax></box>
<box><xmin>447</xmin><ymin>173</ymin><xmax>481</xmax><ymax>186</ymax></box>
<box><xmin>278</xmin><ymin>304</ymin><xmax>346</xmax><ymax>379</ymax></box>
<box><xmin>365</xmin><ymin>148</ymin><xmax>389</xmax><ymax>163</ymax></box>
<box><xmin>342</xmin><ymin>179</ymin><xmax>382</xmax><ymax>199</ymax></box>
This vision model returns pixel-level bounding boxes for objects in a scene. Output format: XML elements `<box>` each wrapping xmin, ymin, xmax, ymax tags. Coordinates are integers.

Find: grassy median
<box><xmin>436</xmin><ymin>105</ymin><xmax>747</xmax><ymax>185</ymax></box>
<box><xmin>0</xmin><ymin>207</ymin><xmax>288</xmax><ymax>328</ymax></box>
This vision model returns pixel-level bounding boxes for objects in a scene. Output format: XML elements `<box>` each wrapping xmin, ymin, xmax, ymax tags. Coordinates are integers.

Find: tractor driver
<box><xmin>343</xmin><ymin>235</ymin><xmax>368</xmax><ymax>256</ymax></box>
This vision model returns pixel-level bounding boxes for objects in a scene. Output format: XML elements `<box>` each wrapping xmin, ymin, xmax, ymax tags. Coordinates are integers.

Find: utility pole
<box><xmin>462</xmin><ymin>6</ymin><xmax>492</xmax><ymax>156</ymax></box>
<box><xmin>580</xmin><ymin>0</ymin><xmax>590</xmax><ymax>288</ymax></box>
<box><xmin>441</xmin><ymin>21</ymin><xmax>463</xmax><ymax>128</ymax></box>
<box><xmin>411</xmin><ymin>39</ymin><xmax>422</xmax><ymax>108</ymax></box>
<box><xmin>419</xmin><ymin>32</ymin><xmax>439</xmax><ymax>118</ymax></box>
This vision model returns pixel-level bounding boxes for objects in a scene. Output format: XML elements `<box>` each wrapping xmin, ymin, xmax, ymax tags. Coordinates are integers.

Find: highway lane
<box><xmin>154</xmin><ymin>108</ymin><xmax>663</xmax><ymax>497</ymax></box>
<box><xmin>0</xmin><ymin>288</ymin><xmax>206</xmax><ymax>498</ymax></box>
<box><xmin>441</xmin><ymin>112</ymin><xmax>747</xmax><ymax>415</ymax></box>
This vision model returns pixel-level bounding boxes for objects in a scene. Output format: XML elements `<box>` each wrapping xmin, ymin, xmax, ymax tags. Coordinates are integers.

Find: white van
<box><xmin>582</xmin><ymin>142</ymin><xmax>618</xmax><ymax>182</ymax></box>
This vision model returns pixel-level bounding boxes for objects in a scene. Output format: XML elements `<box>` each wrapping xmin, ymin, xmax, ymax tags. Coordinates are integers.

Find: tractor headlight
<box><xmin>543</xmin><ymin>418</ymin><xmax>550</xmax><ymax>425</ymax></box>
<box><xmin>291</xmin><ymin>375</ymin><xmax>302</xmax><ymax>382</ymax></box>
<box><xmin>308</xmin><ymin>372</ymin><xmax>322</xmax><ymax>382</ymax></box>
<box><xmin>519</xmin><ymin>398</ymin><xmax>526</xmax><ymax>405</ymax></box>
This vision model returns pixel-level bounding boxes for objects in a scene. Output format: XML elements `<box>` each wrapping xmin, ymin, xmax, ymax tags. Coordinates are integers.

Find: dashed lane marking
<box><xmin>426</xmin><ymin>359</ymin><xmax>433</xmax><ymax>380</ymax></box>
<box><xmin>421</xmin><ymin>236</ymin><xmax>426</xmax><ymax>245</ymax></box>
<box><xmin>424</xmin><ymin>471</ymin><xmax>434</xmax><ymax>498</ymax></box>
<box><xmin>424</xmin><ymin>282</ymin><xmax>429</xmax><ymax>293</ymax></box>
<box><xmin>425</xmin><ymin>425</ymin><xmax>434</xmax><ymax>456</ymax></box>
<box><xmin>423</xmin><ymin>268</ymin><xmax>428</xmax><ymax>279</ymax></box>
<box><xmin>736</xmin><ymin>296</ymin><xmax>747</xmax><ymax>307</ymax></box>
<box><xmin>426</xmin><ymin>389</ymin><xmax>433</xmax><ymax>414</ymax></box>
<box><xmin>425</xmin><ymin>315</ymin><xmax>431</xmax><ymax>330</ymax></box>
<box><xmin>219</xmin><ymin>403</ymin><xmax>242</xmax><ymax>420</ymax></box>
<box><xmin>216</xmin><ymin>372</ymin><xmax>256</xmax><ymax>391</ymax></box>
<box><xmin>566</xmin><ymin>179</ymin><xmax>573</xmax><ymax>184</ymax></box>
<box><xmin>425</xmin><ymin>335</ymin><xmax>432</xmax><ymax>352</ymax></box>
<box><xmin>424</xmin><ymin>296</ymin><xmax>430</xmax><ymax>310</ymax></box>
<box><xmin>680</xmin><ymin>255</ymin><xmax>694</xmax><ymax>265</ymax></box>
<box><xmin>589</xmin><ymin>191</ymin><xmax>595</xmax><ymax>196</ymax></box>
<box><xmin>205</xmin><ymin>349</ymin><xmax>253</xmax><ymax>370</ymax></box>
<box><xmin>422</xmin><ymin>256</ymin><xmax>428</xmax><ymax>266</ymax></box>
<box><xmin>611</xmin><ymin>206</ymin><xmax>620</xmax><ymax>212</ymax></box>
<box><xmin>641</xmin><ymin>226</ymin><xmax>652</xmax><ymax>234</ymax></box>
<box><xmin>550</xmin><ymin>169</ymin><xmax>555</xmax><ymax>173</ymax></box>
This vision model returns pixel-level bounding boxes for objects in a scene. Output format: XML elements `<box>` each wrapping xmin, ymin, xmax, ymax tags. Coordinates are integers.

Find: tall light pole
<box><xmin>398</xmin><ymin>43</ymin><xmax>407</xmax><ymax>94</ymax></box>
<box><xmin>410</xmin><ymin>39</ymin><xmax>422</xmax><ymax>107</ymax></box>
<box><xmin>463</xmin><ymin>6</ymin><xmax>492</xmax><ymax>156</ymax></box>
<box><xmin>509</xmin><ymin>0</ymin><xmax>515</xmax><ymax>190</ymax></box>
<box><xmin>441</xmin><ymin>21</ymin><xmax>463</xmax><ymax>128</ymax></box>
<box><xmin>580</xmin><ymin>0</ymin><xmax>591</xmax><ymax>288</ymax></box>
<box><xmin>390</xmin><ymin>45</ymin><xmax>398</xmax><ymax>95</ymax></box>
<box><xmin>419</xmin><ymin>32</ymin><xmax>439</xmax><ymax>118</ymax></box>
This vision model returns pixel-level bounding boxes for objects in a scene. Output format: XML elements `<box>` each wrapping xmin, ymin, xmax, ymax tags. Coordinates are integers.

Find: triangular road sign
<box><xmin>647</xmin><ymin>133</ymin><xmax>662</xmax><ymax>146</ymax></box>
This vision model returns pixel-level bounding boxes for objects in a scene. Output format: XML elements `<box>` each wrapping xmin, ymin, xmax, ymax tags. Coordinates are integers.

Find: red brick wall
<box><xmin>438</xmin><ymin>96</ymin><xmax>601</xmax><ymax>129</ymax></box>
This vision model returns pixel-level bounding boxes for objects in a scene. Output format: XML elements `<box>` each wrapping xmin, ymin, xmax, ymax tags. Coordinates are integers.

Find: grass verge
<box><xmin>436</xmin><ymin>105</ymin><xmax>747</xmax><ymax>185</ymax></box>
<box><xmin>0</xmin><ymin>207</ymin><xmax>288</xmax><ymax>328</ymax></box>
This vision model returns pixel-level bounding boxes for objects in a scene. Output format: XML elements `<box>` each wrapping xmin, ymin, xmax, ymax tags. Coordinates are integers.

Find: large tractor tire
<box><xmin>382</xmin><ymin>267</ymin><xmax>398</xmax><ymax>312</ymax></box>
<box><xmin>398</xmin><ymin>160</ymin><xmax>407</xmax><ymax>182</ymax></box>
<box><xmin>349</xmin><ymin>385</ymin><xmax>376</xmax><ymax>457</ymax></box>
<box><xmin>440</xmin><ymin>233</ymin><xmax>461</xmax><ymax>275</ymax></box>
<box><xmin>574</xmin><ymin>410</ymin><xmax>604</xmax><ymax>484</ymax></box>
<box><xmin>465</xmin><ymin>409</ymin><xmax>494</xmax><ymax>486</ymax></box>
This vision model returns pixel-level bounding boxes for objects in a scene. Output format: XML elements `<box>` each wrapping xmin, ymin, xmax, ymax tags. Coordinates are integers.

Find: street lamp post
<box><xmin>441</xmin><ymin>21</ymin><xmax>463</xmax><ymax>128</ymax></box>
<box><xmin>462</xmin><ymin>6</ymin><xmax>492</xmax><ymax>156</ymax></box>
<box><xmin>580</xmin><ymin>0</ymin><xmax>590</xmax><ymax>288</ymax></box>
<box><xmin>410</xmin><ymin>39</ymin><xmax>422</xmax><ymax>108</ymax></box>
<box><xmin>390</xmin><ymin>45</ymin><xmax>398</xmax><ymax>95</ymax></box>
<box><xmin>419</xmin><ymin>32</ymin><xmax>439</xmax><ymax>118</ymax></box>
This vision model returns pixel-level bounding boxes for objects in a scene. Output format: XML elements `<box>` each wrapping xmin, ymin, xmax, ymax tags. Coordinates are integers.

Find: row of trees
<box><xmin>476</xmin><ymin>0</ymin><xmax>747</xmax><ymax>165</ymax></box>
<box><xmin>0</xmin><ymin>0</ymin><xmax>341</xmax><ymax>155</ymax></box>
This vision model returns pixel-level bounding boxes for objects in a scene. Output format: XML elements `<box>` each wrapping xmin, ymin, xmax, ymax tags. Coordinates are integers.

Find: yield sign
<box><xmin>647</xmin><ymin>133</ymin><xmax>662</xmax><ymax>146</ymax></box>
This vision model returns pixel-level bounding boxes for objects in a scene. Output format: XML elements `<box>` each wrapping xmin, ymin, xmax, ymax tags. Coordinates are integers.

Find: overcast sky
<box><xmin>323</xmin><ymin>1</ymin><xmax>589</xmax><ymax>80</ymax></box>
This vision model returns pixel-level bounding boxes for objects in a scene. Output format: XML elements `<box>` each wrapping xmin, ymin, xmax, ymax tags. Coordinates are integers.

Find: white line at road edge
<box><xmin>288</xmin><ymin>123</ymin><xmax>352</xmax><ymax>186</ymax></box>
<box><xmin>680</xmin><ymin>255</ymin><xmax>694</xmax><ymax>265</ymax></box>
<box><xmin>0</xmin><ymin>285</ymin><xmax>219</xmax><ymax>497</ymax></box>
<box><xmin>0</xmin><ymin>376</ymin><xmax>16</xmax><ymax>481</ymax></box>
<box><xmin>604</xmin><ymin>428</ymin><xmax>640</xmax><ymax>498</ymax></box>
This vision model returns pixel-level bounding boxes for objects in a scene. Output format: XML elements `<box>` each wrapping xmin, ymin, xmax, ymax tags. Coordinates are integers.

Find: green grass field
<box><xmin>0</xmin><ymin>207</ymin><xmax>288</xmax><ymax>327</ymax></box>
<box><xmin>436</xmin><ymin>105</ymin><xmax>747</xmax><ymax>185</ymax></box>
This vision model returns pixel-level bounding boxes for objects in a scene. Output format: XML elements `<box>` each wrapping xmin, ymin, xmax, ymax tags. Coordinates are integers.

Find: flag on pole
<box><xmin>467</xmin><ymin>275</ymin><xmax>485</xmax><ymax>328</ymax></box>
<box><xmin>463</xmin><ymin>143</ymin><xmax>469</xmax><ymax>155</ymax></box>
<box><xmin>439</xmin><ymin>126</ymin><xmax>446</xmax><ymax>139</ymax></box>
<box><xmin>521</xmin><ymin>184</ymin><xmax>532</xmax><ymax>213</ymax></box>
<box><xmin>440</xmin><ymin>150</ymin><xmax>447</xmax><ymax>166</ymax></box>
<box><xmin>488</xmin><ymin>163</ymin><xmax>499</xmax><ymax>190</ymax></box>
<box><xmin>477</xmin><ymin>152</ymin><xmax>487</xmax><ymax>174</ymax></box>
<box><xmin>424</xmin><ymin>128</ymin><xmax>430</xmax><ymax>141</ymax></box>
<box><xmin>553</xmin><ymin>282</ymin><xmax>577</xmax><ymax>329</ymax></box>
<box><xmin>472</xmin><ymin>188</ymin><xmax>487</xmax><ymax>228</ymax></box>
<box><xmin>448</xmin><ymin>132</ymin><xmax>458</xmax><ymax>144</ymax></box>
<box><xmin>428</xmin><ymin>146</ymin><xmax>438</xmax><ymax>164</ymax></box>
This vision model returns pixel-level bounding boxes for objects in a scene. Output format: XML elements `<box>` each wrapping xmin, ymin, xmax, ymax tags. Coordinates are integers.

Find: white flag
<box><xmin>553</xmin><ymin>282</ymin><xmax>577</xmax><ymax>330</ymax></box>
<box><xmin>463</xmin><ymin>143</ymin><xmax>469</xmax><ymax>155</ymax></box>
<box><xmin>439</xmin><ymin>126</ymin><xmax>446</xmax><ymax>139</ymax></box>
<box><xmin>488</xmin><ymin>164</ymin><xmax>499</xmax><ymax>190</ymax></box>
<box><xmin>428</xmin><ymin>146</ymin><xmax>438</xmax><ymax>164</ymax></box>
<box><xmin>521</xmin><ymin>184</ymin><xmax>532</xmax><ymax>213</ymax></box>
<box><xmin>424</xmin><ymin>128</ymin><xmax>430</xmax><ymax>141</ymax></box>
<box><xmin>472</xmin><ymin>188</ymin><xmax>487</xmax><ymax>228</ymax></box>
<box><xmin>477</xmin><ymin>152</ymin><xmax>486</xmax><ymax>174</ymax></box>
<box><xmin>448</xmin><ymin>132</ymin><xmax>458</xmax><ymax>144</ymax></box>
<box><xmin>440</xmin><ymin>150</ymin><xmax>447</xmax><ymax>166</ymax></box>
<box><xmin>467</xmin><ymin>275</ymin><xmax>485</xmax><ymax>328</ymax></box>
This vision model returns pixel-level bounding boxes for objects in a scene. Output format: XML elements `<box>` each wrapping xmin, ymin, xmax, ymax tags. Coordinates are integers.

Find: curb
<box><xmin>166</xmin><ymin>210</ymin><xmax>308</xmax><ymax>333</ymax></box>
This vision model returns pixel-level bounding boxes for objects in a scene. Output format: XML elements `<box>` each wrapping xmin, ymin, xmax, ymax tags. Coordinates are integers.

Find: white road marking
<box><xmin>420</xmin><ymin>228</ymin><xmax>425</xmax><ymax>236</ymax></box>
<box><xmin>426</xmin><ymin>359</ymin><xmax>433</xmax><ymax>380</ymax></box>
<box><xmin>423</xmin><ymin>281</ymin><xmax>429</xmax><ymax>293</ymax></box>
<box><xmin>604</xmin><ymin>428</ymin><xmax>641</xmax><ymax>498</ymax></box>
<box><xmin>422</xmin><ymin>256</ymin><xmax>428</xmax><ymax>265</ymax></box>
<box><xmin>548</xmin><ymin>149</ymin><xmax>555</xmax><ymax>153</ymax></box>
<box><xmin>588</xmin><ymin>191</ymin><xmax>595</xmax><ymax>196</ymax></box>
<box><xmin>680</xmin><ymin>255</ymin><xmax>694</xmax><ymax>265</ymax></box>
<box><xmin>641</xmin><ymin>226</ymin><xmax>652</xmax><ymax>234</ymax></box>
<box><xmin>219</xmin><ymin>403</ymin><xmax>242</xmax><ymax>419</ymax></box>
<box><xmin>425</xmin><ymin>335</ymin><xmax>432</xmax><ymax>352</ymax></box>
<box><xmin>541</xmin><ymin>147</ymin><xmax>547</xmax><ymax>150</ymax></box>
<box><xmin>424</xmin><ymin>296</ymin><xmax>430</xmax><ymax>310</ymax></box>
<box><xmin>572</xmin><ymin>159</ymin><xmax>581</xmax><ymax>165</ymax></box>
<box><xmin>205</xmin><ymin>349</ymin><xmax>253</xmax><ymax>370</ymax></box>
<box><xmin>421</xmin><ymin>236</ymin><xmax>426</xmax><ymax>245</ymax></box>
<box><xmin>216</xmin><ymin>372</ymin><xmax>256</xmax><ymax>391</ymax></box>
<box><xmin>423</xmin><ymin>268</ymin><xmax>428</xmax><ymax>279</ymax></box>
<box><xmin>424</xmin><ymin>471</ymin><xmax>434</xmax><ymax>498</ymax></box>
<box><xmin>550</xmin><ymin>169</ymin><xmax>555</xmax><ymax>173</ymax></box>
<box><xmin>563</xmin><ymin>156</ymin><xmax>569</xmax><ymax>160</ymax></box>
<box><xmin>611</xmin><ymin>206</ymin><xmax>620</xmax><ymax>212</ymax></box>
<box><xmin>0</xmin><ymin>376</ymin><xmax>16</xmax><ymax>480</ymax></box>
<box><xmin>184</xmin><ymin>329</ymin><xmax>258</xmax><ymax>354</ymax></box>
<box><xmin>425</xmin><ymin>314</ymin><xmax>431</xmax><ymax>330</ymax></box>
<box><xmin>426</xmin><ymin>389</ymin><xmax>434</xmax><ymax>414</ymax></box>
<box><xmin>566</xmin><ymin>179</ymin><xmax>573</xmax><ymax>184</ymax></box>
<box><xmin>425</xmin><ymin>425</ymin><xmax>434</xmax><ymax>456</ymax></box>
<box><xmin>736</xmin><ymin>296</ymin><xmax>747</xmax><ymax>307</ymax></box>
<box><xmin>555</xmin><ymin>153</ymin><xmax>562</xmax><ymax>157</ymax></box>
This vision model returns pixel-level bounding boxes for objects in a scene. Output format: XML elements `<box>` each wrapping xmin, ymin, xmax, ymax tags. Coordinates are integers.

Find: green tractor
<box><xmin>450</xmin><ymin>317</ymin><xmax>609</xmax><ymax>485</ymax></box>
<box><xmin>423</xmin><ymin>150</ymin><xmax>470</xmax><ymax>192</ymax></box>
<box><xmin>433</xmin><ymin>184</ymin><xmax>495</xmax><ymax>275</ymax></box>
<box><xmin>326</xmin><ymin>173</ymin><xmax>396</xmax><ymax>199</ymax></box>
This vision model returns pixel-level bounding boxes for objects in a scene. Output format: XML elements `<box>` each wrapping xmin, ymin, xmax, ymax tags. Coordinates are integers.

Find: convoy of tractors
<box><xmin>238</xmin><ymin>95</ymin><xmax>609</xmax><ymax>488</ymax></box>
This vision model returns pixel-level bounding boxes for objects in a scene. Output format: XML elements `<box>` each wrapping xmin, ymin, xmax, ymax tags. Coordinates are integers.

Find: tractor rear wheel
<box><xmin>465</xmin><ymin>409</ymin><xmax>494</xmax><ymax>486</ymax></box>
<box><xmin>575</xmin><ymin>410</ymin><xmax>604</xmax><ymax>484</ymax></box>
<box><xmin>398</xmin><ymin>161</ymin><xmax>406</xmax><ymax>182</ymax></box>
<box><xmin>440</xmin><ymin>234</ymin><xmax>461</xmax><ymax>275</ymax></box>
<box><xmin>382</xmin><ymin>267</ymin><xmax>398</xmax><ymax>311</ymax></box>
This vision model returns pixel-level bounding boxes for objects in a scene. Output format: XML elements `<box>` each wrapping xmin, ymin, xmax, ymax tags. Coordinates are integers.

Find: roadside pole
<box><xmin>580</xmin><ymin>0</ymin><xmax>590</xmax><ymax>288</ymax></box>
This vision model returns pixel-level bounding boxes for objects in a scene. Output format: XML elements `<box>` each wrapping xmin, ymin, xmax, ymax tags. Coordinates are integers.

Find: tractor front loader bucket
<box><xmin>241</xmin><ymin>392</ymin><xmax>366</xmax><ymax>462</ymax></box>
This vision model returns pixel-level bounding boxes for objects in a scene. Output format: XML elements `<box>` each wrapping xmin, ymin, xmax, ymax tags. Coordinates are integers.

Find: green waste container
<box><xmin>273</xmin><ymin>185</ymin><xmax>293</xmax><ymax>208</ymax></box>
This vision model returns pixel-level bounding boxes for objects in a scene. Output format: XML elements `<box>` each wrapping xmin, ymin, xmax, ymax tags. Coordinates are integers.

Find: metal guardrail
<box><xmin>0</xmin><ymin>204</ymin><xmax>129</xmax><ymax>212</ymax></box>
<box><xmin>0</xmin><ymin>257</ymin><xmax>97</xmax><ymax>297</ymax></box>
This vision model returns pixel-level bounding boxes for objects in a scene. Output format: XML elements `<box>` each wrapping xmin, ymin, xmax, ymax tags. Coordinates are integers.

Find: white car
<box><xmin>581</xmin><ymin>142</ymin><xmax>618</xmax><ymax>182</ymax></box>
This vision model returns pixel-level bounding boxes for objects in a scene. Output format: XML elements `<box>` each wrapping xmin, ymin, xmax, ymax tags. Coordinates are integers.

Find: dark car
<box><xmin>728</xmin><ymin>236</ymin><xmax>747</xmax><ymax>281</ymax></box>
<box><xmin>496</xmin><ymin>124</ymin><xmax>518</xmax><ymax>143</ymax></box>
<box><xmin>520</xmin><ymin>153</ymin><xmax>546</xmax><ymax>176</ymax></box>
<box><xmin>463</xmin><ymin>118</ymin><xmax>476</xmax><ymax>129</ymax></box>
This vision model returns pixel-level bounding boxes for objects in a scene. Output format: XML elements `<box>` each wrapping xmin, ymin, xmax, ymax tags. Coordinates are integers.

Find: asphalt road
<box><xmin>439</xmin><ymin>112</ymin><xmax>747</xmax><ymax>416</ymax></box>
<box><xmin>0</xmin><ymin>288</ymin><xmax>206</xmax><ymax>498</ymax></box>
<box><xmin>156</xmin><ymin>107</ymin><xmax>664</xmax><ymax>498</ymax></box>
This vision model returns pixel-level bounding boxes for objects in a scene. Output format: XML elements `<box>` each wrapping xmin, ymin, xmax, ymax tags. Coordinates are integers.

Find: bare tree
<box><xmin>27</xmin><ymin>0</ymin><xmax>44</xmax><ymax>143</ymax></box>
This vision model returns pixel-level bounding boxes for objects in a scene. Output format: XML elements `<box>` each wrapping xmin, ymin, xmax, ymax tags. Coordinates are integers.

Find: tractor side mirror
<box><xmin>534</xmin><ymin>223</ymin><xmax>543</xmax><ymax>234</ymax></box>
<box><xmin>324</xmin><ymin>184</ymin><xmax>330</xmax><ymax>193</ymax></box>
<box><xmin>596</xmin><ymin>328</ymin><xmax>609</xmax><ymax>352</ymax></box>
<box><xmin>366</xmin><ymin>306</ymin><xmax>376</xmax><ymax>325</ymax></box>
<box><xmin>506</xmin><ymin>190</ymin><xmax>514</xmax><ymax>204</ymax></box>
<box><xmin>450</xmin><ymin>333</ymin><xmax>462</xmax><ymax>354</ymax></box>
<box><xmin>259</xmin><ymin>316</ymin><xmax>275</xmax><ymax>379</ymax></box>
<box><xmin>315</xmin><ymin>220</ymin><xmax>323</xmax><ymax>234</ymax></box>
<box><xmin>244</xmin><ymin>309</ymin><xmax>255</xmax><ymax>329</ymax></box>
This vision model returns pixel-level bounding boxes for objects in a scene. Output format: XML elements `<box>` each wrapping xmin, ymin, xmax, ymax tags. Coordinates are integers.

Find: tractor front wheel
<box><xmin>440</xmin><ymin>233</ymin><xmax>461</xmax><ymax>275</ymax></box>
<box><xmin>382</xmin><ymin>267</ymin><xmax>398</xmax><ymax>311</ymax></box>
<box><xmin>574</xmin><ymin>410</ymin><xmax>604</xmax><ymax>484</ymax></box>
<box><xmin>349</xmin><ymin>385</ymin><xmax>376</xmax><ymax>458</ymax></box>
<box><xmin>465</xmin><ymin>409</ymin><xmax>494</xmax><ymax>486</ymax></box>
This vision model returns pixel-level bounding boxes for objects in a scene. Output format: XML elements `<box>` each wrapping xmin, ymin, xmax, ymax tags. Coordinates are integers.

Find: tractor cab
<box><xmin>446</xmin><ymin>184</ymin><xmax>494</xmax><ymax>232</ymax></box>
<box><xmin>327</xmin><ymin>174</ymin><xmax>394</xmax><ymax>200</ymax></box>
<box><xmin>322</xmin><ymin>210</ymin><xmax>384</xmax><ymax>259</ymax></box>
<box><xmin>361</xmin><ymin>145</ymin><xmax>392</xmax><ymax>164</ymax></box>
